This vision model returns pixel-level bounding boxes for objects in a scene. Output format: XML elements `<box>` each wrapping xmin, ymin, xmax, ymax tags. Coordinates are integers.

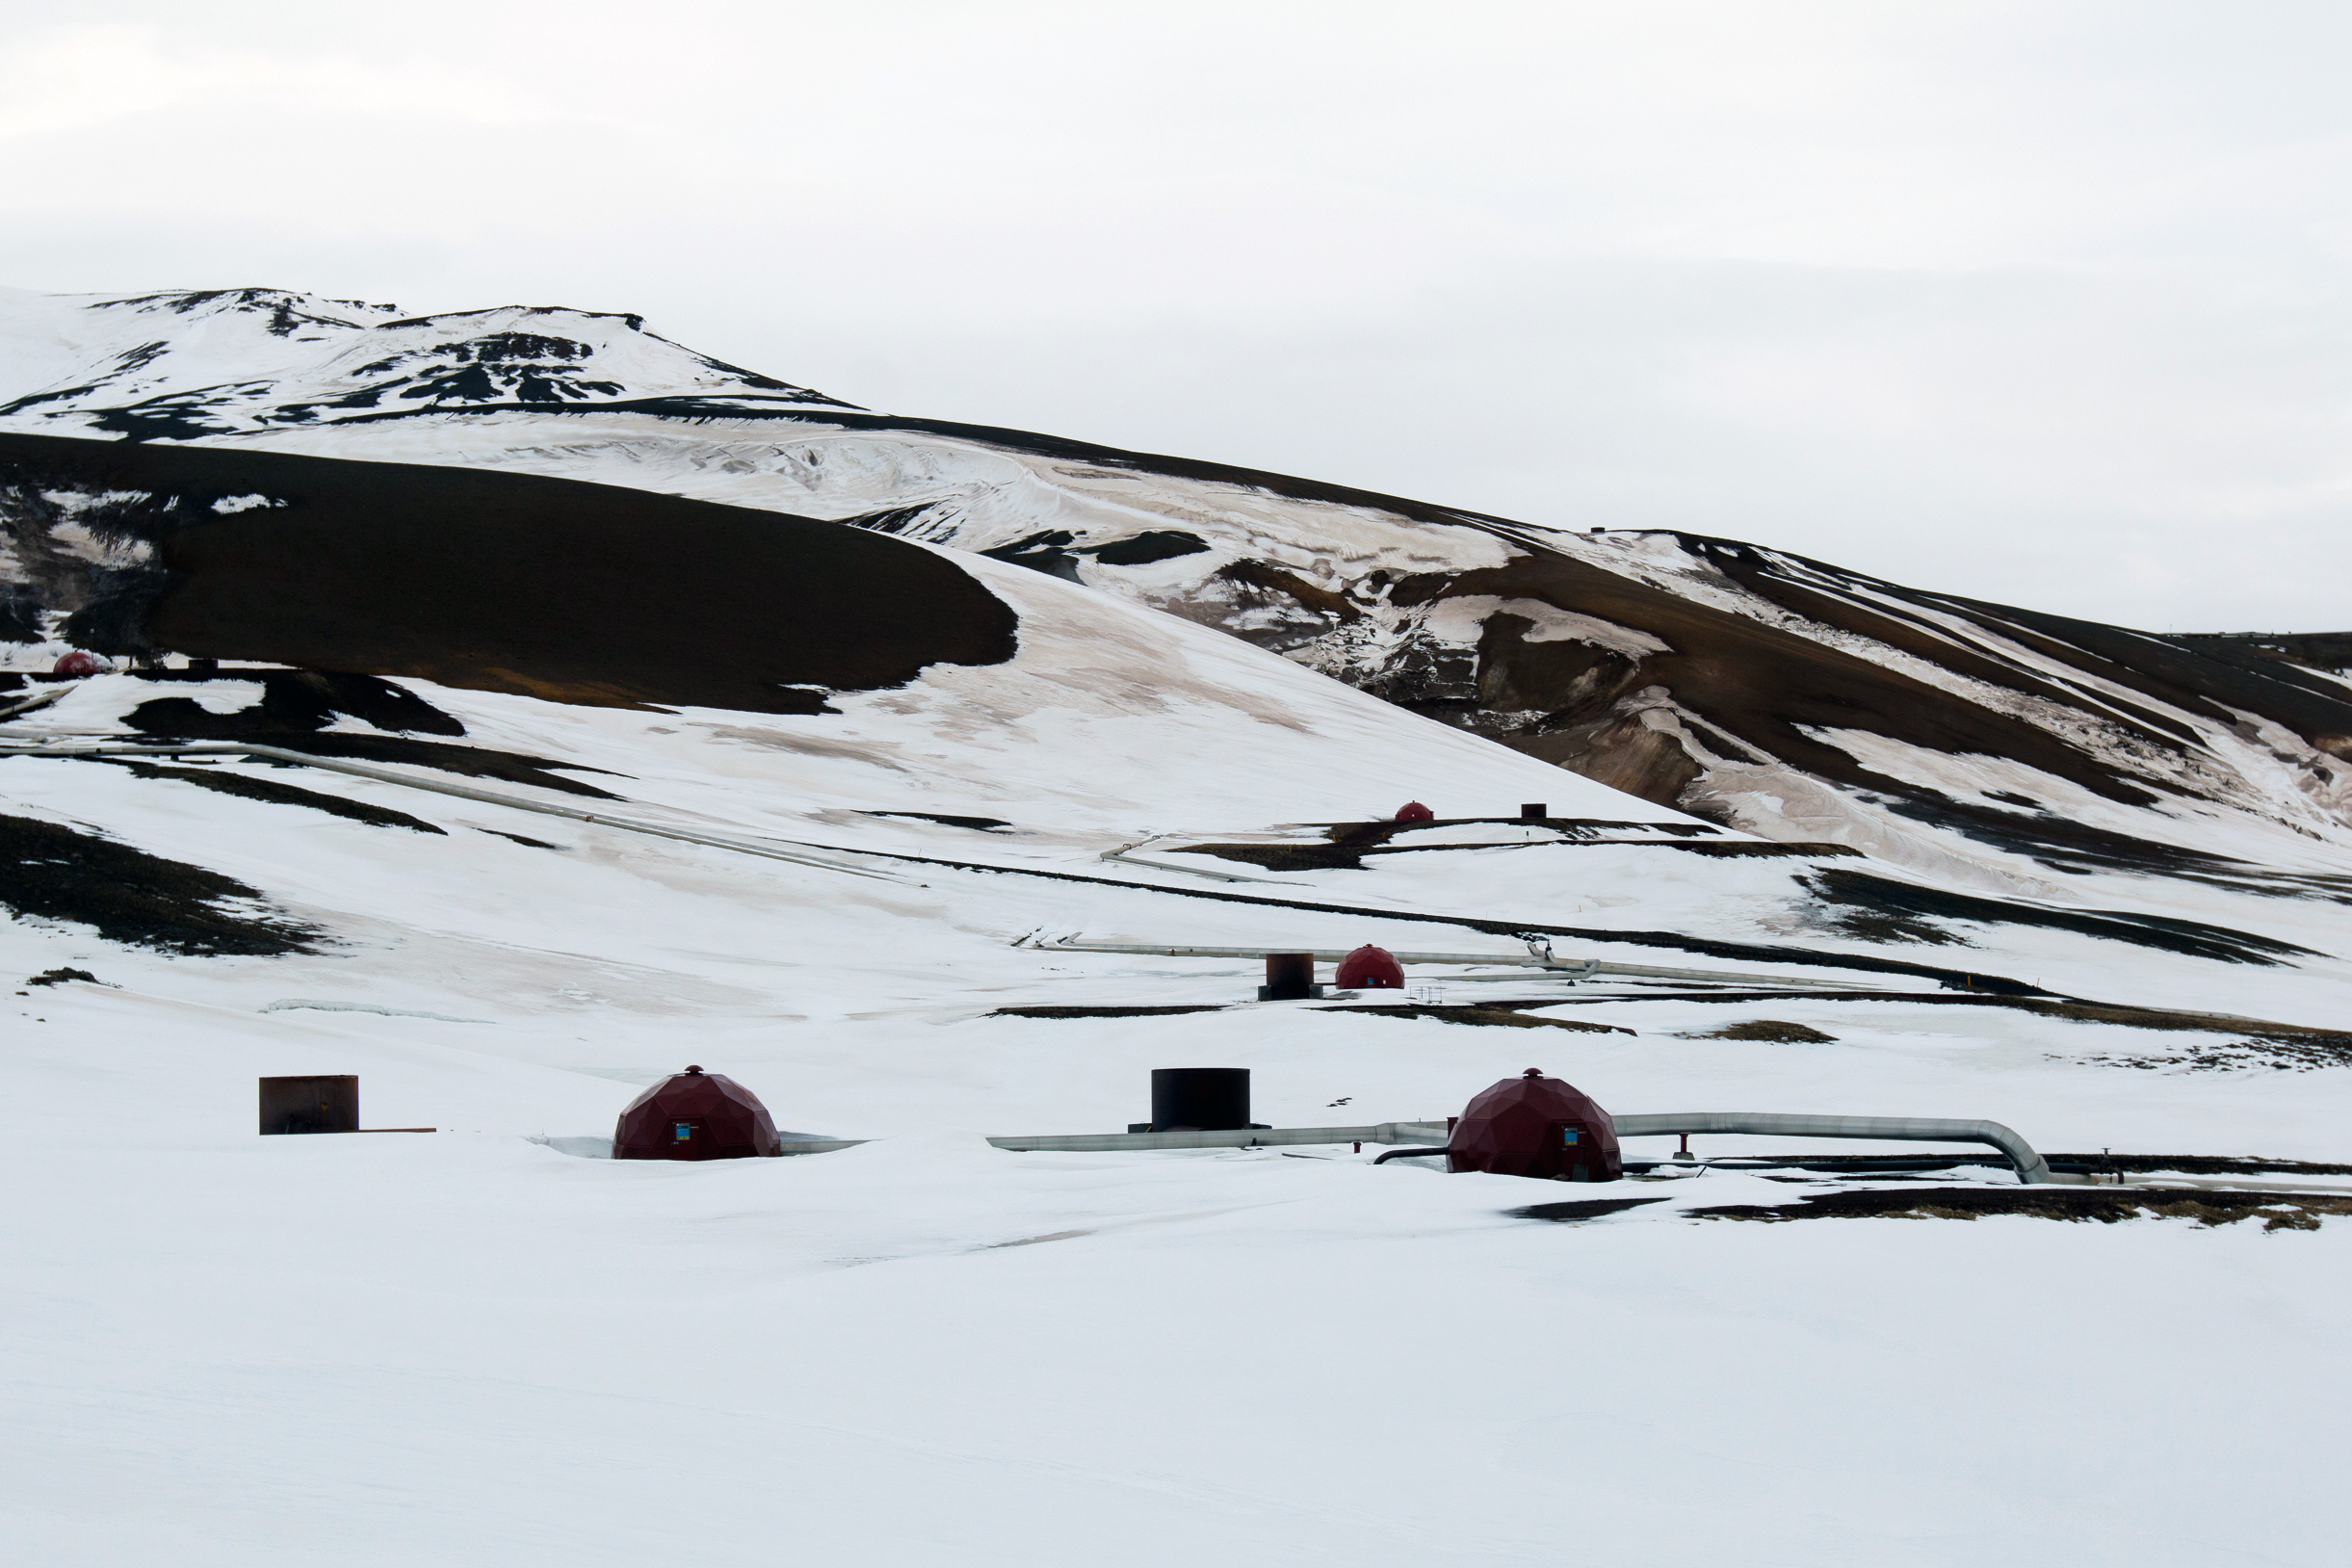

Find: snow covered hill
<box><xmin>8</xmin><ymin>285</ymin><xmax>2347</xmax><ymax>903</ymax></box>
<box><xmin>4</xmin><ymin>285</ymin><xmax>2351</xmax><ymax>1565</ymax></box>
<box><xmin>0</xmin><ymin>284</ymin><xmax>858</xmax><ymax>438</ymax></box>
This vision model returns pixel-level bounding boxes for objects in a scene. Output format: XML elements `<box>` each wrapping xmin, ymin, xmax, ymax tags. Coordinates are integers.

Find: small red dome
<box><xmin>1394</xmin><ymin>800</ymin><xmax>1434</xmax><ymax>823</ymax></box>
<box><xmin>52</xmin><ymin>650</ymin><xmax>107</xmax><ymax>676</ymax></box>
<box><xmin>1335</xmin><ymin>944</ymin><xmax>1404</xmax><ymax>988</ymax></box>
<box><xmin>1448</xmin><ymin>1068</ymin><xmax>1621</xmax><ymax>1182</ymax></box>
<box><xmin>614</xmin><ymin>1067</ymin><xmax>781</xmax><ymax>1161</ymax></box>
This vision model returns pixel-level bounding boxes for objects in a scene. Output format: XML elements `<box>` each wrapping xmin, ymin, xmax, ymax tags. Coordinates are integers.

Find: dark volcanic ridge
<box><xmin>0</xmin><ymin>431</ymin><xmax>1018</xmax><ymax>714</ymax></box>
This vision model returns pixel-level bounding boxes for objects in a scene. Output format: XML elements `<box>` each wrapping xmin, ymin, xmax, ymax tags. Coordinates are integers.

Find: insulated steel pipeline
<box><xmin>1020</xmin><ymin>937</ymin><xmax>1874</xmax><ymax>992</ymax></box>
<box><xmin>987</xmin><ymin>1114</ymin><xmax>2051</xmax><ymax>1182</ymax></box>
<box><xmin>987</xmin><ymin>1121</ymin><xmax>1449</xmax><ymax>1153</ymax></box>
<box><xmin>0</xmin><ymin>736</ymin><xmax>2037</xmax><ymax>995</ymax></box>
<box><xmin>0</xmin><ymin>741</ymin><xmax>1907</xmax><ymax>988</ymax></box>
<box><xmin>1611</xmin><ymin>1112</ymin><xmax>2052</xmax><ymax>1183</ymax></box>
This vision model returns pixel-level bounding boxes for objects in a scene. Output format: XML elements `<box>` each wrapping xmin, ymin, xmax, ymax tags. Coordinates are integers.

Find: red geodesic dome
<box><xmin>1448</xmin><ymin>1068</ymin><xmax>1622</xmax><ymax>1182</ymax></box>
<box><xmin>1335</xmin><ymin>943</ymin><xmax>1404</xmax><ymax>988</ymax></box>
<box><xmin>1394</xmin><ymin>800</ymin><xmax>1434</xmax><ymax>823</ymax></box>
<box><xmin>53</xmin><ymin>650</ymin><xmax>106</xmax><ymax>676</ymax></box>
<box><xmin>614</xmin><ymin>1066</ymin><xmax>781</xmax><ymax>1161</ymax></box>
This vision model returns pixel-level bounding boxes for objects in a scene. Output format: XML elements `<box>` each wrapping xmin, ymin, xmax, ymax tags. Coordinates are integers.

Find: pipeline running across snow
<box><xmin>1017</xmin><ymin>936</ymin><xmax>1868</xmax><ymax>992</ymax></box>
<box><xmin>1612</xmin><ymin>1112</ymin><xmax>2052</xmax><ymax>1183</ymax></box>
<box><xmin>0</xmin><ymin>735</ymin><xmax>2011</xmax><ymax>989</ymax></box>
<box><xmin>4</xmin><ymin>734</ymin><xmax>2305</xmax><ymax>1022</ymax></box>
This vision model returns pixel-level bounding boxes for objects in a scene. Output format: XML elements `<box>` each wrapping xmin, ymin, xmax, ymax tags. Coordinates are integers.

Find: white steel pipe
<box><xmin>1612</xmin><ymin>1112</ymin><xmax>2051</xmax><ymax>1183</ymax></box>
<box><xmin>1027</xmin><ymin>937</ymin><xmax>1875</xmax><ymax>991</ymax></box>
<box><xmin>988</xmin><ymin>1120</ymin><xmax>1448</xmax><ymax>1153</ymax></box>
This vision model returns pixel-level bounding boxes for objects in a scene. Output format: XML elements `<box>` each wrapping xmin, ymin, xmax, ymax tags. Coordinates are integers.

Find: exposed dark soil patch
<box><xmin>2042</xmin><ymin>1153</ymin><xmax>2352</xmax><ymax>1177</ymax></box>
<box><xmin>2073</xmin><ymin>1036</ymin><xmax>2352</xmax><ymax>1073</ymax></box>
<box><xmin>26</xmin><ymin>967</ymin><xmax>98</xmax><ymax>986</ymax></box>
<box><xmin>991</xmin><ymin>1005</ymin><xmax>1228</xmax><ymax>1019</ymax></box>
<box><xmin>0</xmin><ymin>431</ymin><xmax>1018</xmax><ymax>713</ymax></box>
<box><xmin>479</xmin><ymin>829</ymin><xmax>562</xmax><ymax>849</ymax></box>
<box><xmin>838</xmin><ymin>503</ymin><xmax>942</xmax><ymax>536</ymax></box>
<box><xmin>973</xmin><ymin>527</ymin><xmax>1209</xmax><ymax>579</ymax></box>
<box><xmin>121</xmin><ymin>731</ymin><xmax>626</xmax><ymax>799</ymax></box>
<box><xmin>861</xmin><ymin>811</ymin><xmax>1013</xmax><ymax>831</ymax></box>
<box><xmin>1174</xmin><ymin>842</ymin><xmax>1367</xmax><ymax>872</ymax></box>
<box><xmin>1646</xmin><ymin>840</ymin><xmax>1859</xmax><ymax>858</ymax></box>
<box><xmin>1686</xmin><ymin>1020</ymin><xmax>1839</xmax><ymax>1042</ymax></box>
<box><xmin>1686</xmin><ymin>1186</ymin><xmax>2352</xmax><ymax>1228</ymax></box>
<box><xmin>1509</xmin><ymin>1196</ymin><xmax>1671</xmax><ymax>1222</ymax></box>
<box><xmin>980</xmin><ymin>530</ymin><xmax>1085</xmax><ymax>582</ymax></box>
<box><xmin>96</xmin><ymin>757</ymin><xmax>446</xmax><ymax>832</ymax></box>
<box><xmin>126</xmin><ymin>668</ymin><xmax>464</xmax><ymax>736</ymax></box>
<box><xmin>1316</xmin><ymin>1004</ymin><xmax>1635</xmax><ymax>1034</ymax></box>
<box><xmin>2177</xmin><ymin>630</ymin><xmax>2352</xmax><ymax>678</ymax></box>
<box><xmin>1802</xmin><ymin>867</ymin><xmax>2315</xmax><ymax>965</ymax></box>
<box><xmin>1088</xmin><ymin>530</ymin><xmax>1209</xmax><ymax>565</ymax></box>
<box><xmin>2025</xmin><ymin>998</ymin><xmax>2349</xmax><ymax>1043</ymax></box>
<box><xmin>1877</xmin><ymin>791</ymin><xmax>2245</xmax><ymax>877</ymax></box>
<box><xmin>1218</xmin><ymin>558</ymin><xmax>1365</xmax><ymax>628</ymax></box>
<box><xmin>1875</xmin><ymin>790</ymin><xmax>2352</xmax><ymax>902</ymax></box>
<box><xmin>0</xmin><ymin>810</ymin><xmax>323</xmax><ymax>955</ymax></box>
<box><xmin>1528</xmin><ymin>986</ymin><xmax>2352</xmax><ymax>1050</ymax></box>
<box><xmin>276</xmin><ymin>734</ymin><xmax>623</xmax><ymax>797</ymax></box>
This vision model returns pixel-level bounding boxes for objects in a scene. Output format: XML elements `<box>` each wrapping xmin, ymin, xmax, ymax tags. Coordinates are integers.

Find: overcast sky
<box><xmin>3</xmin><ymin>2</ymin><xmax>2346</xmax><ymax>632</ymax></box>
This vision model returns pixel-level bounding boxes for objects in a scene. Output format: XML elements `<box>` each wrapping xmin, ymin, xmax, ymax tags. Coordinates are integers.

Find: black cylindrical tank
<box><xmin>1151</xmin><ymin>1067</ymin><xmax>1252</xmax><ymax>1131</ymax></box>
<box><xmin>1259</xmin><ymin>953</ymin><xmax>1322</xmax><ymax>1001</ymax></box>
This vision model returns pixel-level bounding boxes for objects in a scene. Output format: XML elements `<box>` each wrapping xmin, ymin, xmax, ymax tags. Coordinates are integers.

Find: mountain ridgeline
<box><xmin>2</xmin><ymin>284</ymin><xmax>2348</xmax><ymax>897</ymax></box>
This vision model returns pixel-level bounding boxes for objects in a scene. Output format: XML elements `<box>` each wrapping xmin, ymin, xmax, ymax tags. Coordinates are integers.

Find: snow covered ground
<box><xmin>11</xmin><ymin>1001</ymin><xmax>2350</xmax><ymax>1566</ymax></box>
<box><xmin>3</xmin><ymin>284</ymin><xmax>2350</xmax><ymax>1563</ymax></box>
<box><xmin>3</xmin><ymin>639</ymin><xmax>2349</xmax><ymax>1564</ymax></box>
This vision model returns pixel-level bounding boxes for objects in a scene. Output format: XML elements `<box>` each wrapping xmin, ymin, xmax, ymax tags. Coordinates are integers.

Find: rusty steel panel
<box><xmin>259</xmin><ymin>1075</ymin><xmax>358</xmax><ymax>1136</ymax></box>
<box><xmin>1148</xmin><ymin>1068</ymin><xmax>1253</xmax><ymax>1132</ymax></box>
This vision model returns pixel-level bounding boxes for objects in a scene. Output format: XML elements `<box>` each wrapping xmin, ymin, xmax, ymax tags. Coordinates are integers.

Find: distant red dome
<box><xmin>1448</xmin><ymin>1068</ymin><xmax>1621</xmax><ymax>1182</ymax></box>
<box><xmin>1335</xmin><ymin>943</ymin><xmax>1404</xmax><ymax>988</ymax></box>
<box><xmin>52</xmin><ymin>650</ymin><xmax>106</xmax><ymax>676</ymax></box>
<box><xmin>614</xmin><ymin>1065</ymin><xmax>781</xmax><ymax>1161</ymax></box>
<box><xmin>1394</xmin><ymin>800</ymin><xmax>1434</xmax><ymax>823</ymax></box>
